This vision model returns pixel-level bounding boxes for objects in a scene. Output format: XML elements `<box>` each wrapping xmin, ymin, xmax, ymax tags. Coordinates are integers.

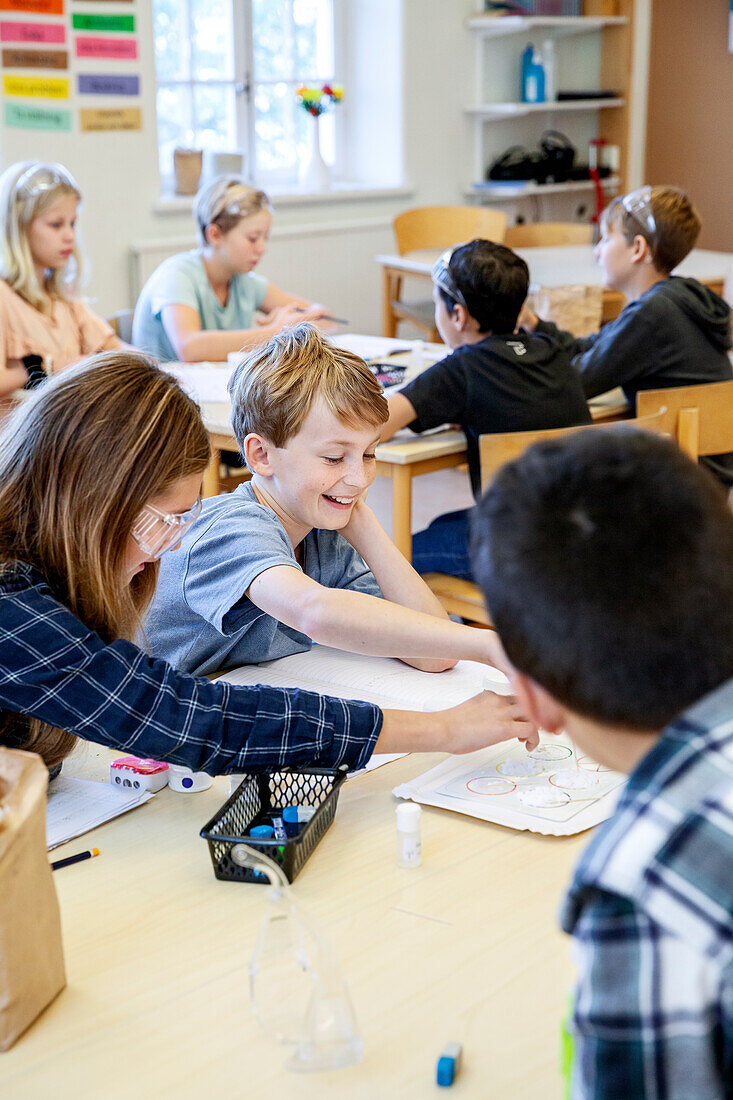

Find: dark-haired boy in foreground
<box><xmin>471</xmin><ymin>430</ymin><xmax>733</xmax><ymax>1098</ymax></box>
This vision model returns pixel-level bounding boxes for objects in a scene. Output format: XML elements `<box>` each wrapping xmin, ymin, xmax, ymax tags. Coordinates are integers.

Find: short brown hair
<box><xmin>229</xmin><ymin>323</ymin><xmax>388</xmax><ymax>452</ymax></box>
<box><xmin>603</xmin><ymin>185</ymin><xmax>701</xmax><ymax>274</ymax></box>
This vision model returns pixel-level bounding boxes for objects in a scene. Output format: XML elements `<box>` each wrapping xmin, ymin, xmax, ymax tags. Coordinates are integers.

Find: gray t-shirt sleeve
<box><xmin>181</xmin><ymin>501</ymin><xmax>303</xmax><ymax>635</ymax></box>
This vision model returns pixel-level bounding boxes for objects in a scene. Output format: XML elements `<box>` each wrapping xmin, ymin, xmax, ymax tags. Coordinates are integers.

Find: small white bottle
<box><xmin>541</xmin><ymin>39</ymin><xmax>555</xmax><ymax>103</ymax></box>
<box><xmin>395</xmin><ymin>803</ymin><xmax>422</xmax><ymax>868</ymax></box>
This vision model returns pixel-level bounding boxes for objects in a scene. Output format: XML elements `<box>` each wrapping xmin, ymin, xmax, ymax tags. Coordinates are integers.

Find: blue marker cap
<box><xmin>436</xmin><ymin>1041</ymin><xmax>462</xmax><ymax>1087</ymax></box>
<box><xmin>250</xmin><ymin>824</ymin><xmax>274</xmax><ymax>839</ymax></box>
<box><xmin>282</xmin><ymin>805</ymin><xmax>316</xmax><ymax>836</ymax></box>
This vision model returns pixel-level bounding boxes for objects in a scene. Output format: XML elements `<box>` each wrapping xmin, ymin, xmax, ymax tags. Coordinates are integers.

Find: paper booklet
<box><xmin>217</xmin><ymin>647</ymin><xmax>509</xmax><ymax>777</ymax></box>
<box><xmin>46</xmin><ymin>776</ymin><xmax>153</xmax><ymax>850</ymax></box>
<box><xmin>392</xmin><ymin>734</ymin><xmax>627</xmax><ymax>837</ymax></box>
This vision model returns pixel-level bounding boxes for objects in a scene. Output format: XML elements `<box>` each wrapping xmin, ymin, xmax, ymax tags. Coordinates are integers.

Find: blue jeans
<box><xmin>411</xmin><ymin>508</ymin><xmax>474</xmax><ymax>581</ymax></box>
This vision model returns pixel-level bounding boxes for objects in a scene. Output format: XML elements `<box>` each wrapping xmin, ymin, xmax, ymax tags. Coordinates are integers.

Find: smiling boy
<box><xmin>144</xmin><ymin>324</ymin><xmax>508</xmax><ymax>677</ymax></box>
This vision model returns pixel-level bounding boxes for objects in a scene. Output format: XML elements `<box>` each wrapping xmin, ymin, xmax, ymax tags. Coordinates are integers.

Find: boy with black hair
<box><xmin>380</xmin><ymin>238</ymin><xmax>591</xmax><ymax>580</ymax></box>
<box><xmin>470</xmin><ymin>429</ymin><xmax>733</xmax><ymax>1098</ymax></box>
<box><xmin>521</xmin><ymin>185</ymin><xmax>733</xmax><ymax>484</ymax></box>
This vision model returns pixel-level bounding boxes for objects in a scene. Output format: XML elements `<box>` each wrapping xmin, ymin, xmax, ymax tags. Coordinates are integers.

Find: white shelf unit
<box><xmin>464</xmin><ymin>10</ymin><xmax>634</xmax><ymax>219</ymax></box>
<box><xmin>464</xmin><ymin>174</ymin><xmax>621</xmax><ymax>203</ymax></box>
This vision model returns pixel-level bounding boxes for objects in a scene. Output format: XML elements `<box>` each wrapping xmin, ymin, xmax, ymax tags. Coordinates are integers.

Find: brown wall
<box><xmin>645</xmin><ymin>0</ymin><xmax>733</xmax><ymax>251</ymax></box>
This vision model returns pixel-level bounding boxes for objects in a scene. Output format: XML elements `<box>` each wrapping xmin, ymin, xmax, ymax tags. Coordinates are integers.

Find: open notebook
<box><xmin>217</xmin><ymin>646</ymin><xmax>509</xmax><ymax>776</ymax></box>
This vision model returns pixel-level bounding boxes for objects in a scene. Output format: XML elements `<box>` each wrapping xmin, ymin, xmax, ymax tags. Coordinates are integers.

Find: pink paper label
<box><xmin>0</xmin><ymin>19</ymin><xmax>65</xmax><ymax>42</ymax></box>
<box><xmin>74</xmin><ymin>34</ymin><xmax>137</xmax><ymax>60</ymax></box>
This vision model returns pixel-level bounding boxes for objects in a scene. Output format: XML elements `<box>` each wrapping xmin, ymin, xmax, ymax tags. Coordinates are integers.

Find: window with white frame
<box><xmin>153</xmin><ymin>0</ymin><xmax>341</xmax><ymax>188</ymax></box>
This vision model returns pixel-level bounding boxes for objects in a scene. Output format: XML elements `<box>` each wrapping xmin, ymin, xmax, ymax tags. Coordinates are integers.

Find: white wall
<box><xmin>0</xmin><ymin>0</ymin><xmax>477</xmax><ymax>333</ymax></box>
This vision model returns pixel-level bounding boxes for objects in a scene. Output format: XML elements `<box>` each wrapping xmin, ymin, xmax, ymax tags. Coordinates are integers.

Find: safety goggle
<box><xmin>621</xmin><ymin>186</ymin><xmax>656</xmax><ymax>237</ymax></box>
<box><xmin>130</xmin><ymin>498</ymin><xmax>202</xmax><ymax>560</ymax></box>
<box><xmin>15</xmin><ymin>162</ymin><xmax>79</xmax><ymax>199</ymax></box>
<box><xmin>431</xmin><ymin>248</ymin><xmax>469</xmax><ymax>310</ymax></box>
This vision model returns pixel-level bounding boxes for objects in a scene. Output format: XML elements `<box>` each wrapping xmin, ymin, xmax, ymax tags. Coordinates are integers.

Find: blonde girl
<box><xmin>0</xmin><ymin>160</ymin><xmax>124</xmax><ymax>397</ymax></box>
<box><xmin>0</xmin><ymin>350</ymin><xmax>535</xmax><ymax>775</ymax></box>
<box><xmin>132</xmin><ymin>175</ymin><xmax>335</xmax><ymax>363</ymax></box>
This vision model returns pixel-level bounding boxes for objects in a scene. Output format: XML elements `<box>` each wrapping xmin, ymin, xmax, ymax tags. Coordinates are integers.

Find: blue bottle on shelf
<box><xmin>521</xmin><ymin>44</ymin><xmax>546</xmax><ymax>104</ymax></box>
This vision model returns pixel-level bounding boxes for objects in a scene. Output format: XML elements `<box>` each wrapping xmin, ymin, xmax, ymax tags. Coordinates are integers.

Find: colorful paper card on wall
<box><xmin>0</xmin><ymin>19</ymin><xmax>65</xmax><ymax>42</ymax></box>
<box><xmin>71</xmin><ymin>13</ymin><xmax>133</xmax><ymax>33</ymax></box>
<box><xmin>79</xmin><ymin>106</ymin><xmax>141</xmax><ymax>132</ymax></box>
<box><xmin>0</xmin><ymin>0</ymin><xmax>63</xmax><ymax>13</ymax></box>
<box><xmin>2</xmin><ymin>47</ymin><xmax>68</xmax><ymax>68</ymax></box>
<box><xmin>5</xmin><ymin>101</ymin><xmax>70</xmax><ymax>130</ymax></box>
<box><xmin>77</xmin><ymin>73</ymin><xmax>138</xmax><ymax>96</ymax></box>
<box><xmin>3</xmin><ymin>74</ymin><xmax>69</xmax><ymax>98</ymax></box>
<box><xmin>75</xmin><ymin>35</ymin><xmax>137</xmax><ymax>60</ymax></box>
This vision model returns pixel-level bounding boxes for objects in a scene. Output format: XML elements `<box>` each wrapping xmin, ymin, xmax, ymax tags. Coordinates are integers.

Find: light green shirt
<box><xmin>132</xmin><ymin>249</ymin><xmax>269</xmax><ymax>362</ymax></box>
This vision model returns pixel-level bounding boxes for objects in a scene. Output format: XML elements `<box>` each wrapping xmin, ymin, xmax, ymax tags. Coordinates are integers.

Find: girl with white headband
<box><xmin>133</xmin><ymin>175</ymin><xmax>335</xmax><ymax>363</ymax></box>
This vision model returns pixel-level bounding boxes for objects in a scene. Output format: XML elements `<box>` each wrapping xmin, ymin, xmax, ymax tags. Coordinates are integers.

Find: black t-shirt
<box><xmin>400</xmin><ymin>332</ymin><xmax>592</xmax><ymax>496</ymax></box>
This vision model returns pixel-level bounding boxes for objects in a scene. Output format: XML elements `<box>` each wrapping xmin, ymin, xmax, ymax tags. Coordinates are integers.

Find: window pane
<box><xmin>190</xmin><ymin>0</ymin><xmax>234</xmax><ymax>81</ymax></box>
<box><xmin>193</xmin><ymin>83</ymin><xmax>237</xmax><ymax>153</ymax></box>
<box><xmin>153</xmin><ymin>0</ymin><xmax>190</xmax><ymax>82</ymax></box>
<box><xmin>293</xmin><ymin>0</ymin><xmax>333</xmax><ymax>76</ymax></box>
<box><xmin>252</xmin><ymin>0</ymin><xmax>292</xmax><ymax>83</ymax></box>
<box><xmin>254</xmin><ymin>81</ymin><xmax>299</xmax><ymax>177</ymax></box>
<box><xmin>157</xmin><ymin>84</ymin><xmax>193</xmax><ymax>176</ymax></box>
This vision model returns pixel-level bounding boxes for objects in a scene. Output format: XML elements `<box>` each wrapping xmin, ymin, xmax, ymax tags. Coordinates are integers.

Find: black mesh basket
<box><xmin>200</xmin><ymin>765</ymin><xmax>348</xmax><ymax>884</ymax></box>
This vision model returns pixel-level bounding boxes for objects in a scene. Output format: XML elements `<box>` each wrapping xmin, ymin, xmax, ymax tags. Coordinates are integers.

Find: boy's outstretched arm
<box><xmin>246</xmin><ymin>560</ymin><xmax>508</xmax><ymax>673</ymax></box>
<box><xmin>380</xmin><ymin>392</ymin><xmax>418</xmax><ymax>442</ymax></box>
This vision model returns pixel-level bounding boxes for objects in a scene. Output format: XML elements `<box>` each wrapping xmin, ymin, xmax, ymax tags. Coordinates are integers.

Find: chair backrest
<box><xmin>504</xmin><ymin>221</ymin><xmax>592</xmax><ymax>248</ymax></box>
<box><xmin>636</xmin><ymin>380</ymin><xmax>733</xmax><ymax>461</ymax></box>
<box><xmin>478</xmin><ymin>409</ymin><xmax>671</xmax><ymax>492</ymax></box>
<box><xmin>393</xmin><ymin>205</ymin><xmax>507</xmax><ymax>256</ymax></box>
<box><xmin>107</xmin><ymin>308</ymin><xmax>135</xmax><ymax>344</ymax></box>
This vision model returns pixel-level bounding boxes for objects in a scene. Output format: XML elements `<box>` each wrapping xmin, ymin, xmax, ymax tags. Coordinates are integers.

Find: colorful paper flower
<box><xmin>296</xmin><ymin>83</ymin><xmax>344</xmax><ymax>117</ymax></box>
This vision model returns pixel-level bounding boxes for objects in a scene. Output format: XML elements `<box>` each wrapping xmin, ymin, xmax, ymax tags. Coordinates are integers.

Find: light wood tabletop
<box><xmin>4</xmin><ymin>744</ymin><xmax>588</xmax><ymax>1099</ymax></box>
<box><xmin>376</xmin><ymin>245</ymin><xmax>733</xmax><ymax>335</ymax></box>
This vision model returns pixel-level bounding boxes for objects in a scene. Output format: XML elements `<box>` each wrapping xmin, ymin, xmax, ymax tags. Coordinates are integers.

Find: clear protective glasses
<box><xmin>621</xmin><ymin>185</ymin><xmax>656</xmax><ymax>237</ymax></box>
<box><xmin>130</xmin><ymin>497</ymin><xmax>202</xmax><ymax>560</ymax></box>
<box><xmin>15</xmin><ymin>162</ymin><xmax>79</xmax><ymax>200</ymax></box>
<box><xmin>431</xmin><ymin>247</ymin><xmax>469</xmax><ymax>310</ymax></box>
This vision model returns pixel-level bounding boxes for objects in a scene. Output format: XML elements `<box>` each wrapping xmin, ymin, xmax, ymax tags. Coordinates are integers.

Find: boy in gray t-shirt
<box><xmin>145</xmin><ymin>324</ymin><xmax>507</xmax><ymax>677</ymax></box>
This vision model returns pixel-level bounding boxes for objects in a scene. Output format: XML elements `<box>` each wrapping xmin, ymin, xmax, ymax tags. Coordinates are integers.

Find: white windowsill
<box><xmin>153</xmin><ymin>182</ymin><xmax>414</xmax><ymax>216</ymax></box>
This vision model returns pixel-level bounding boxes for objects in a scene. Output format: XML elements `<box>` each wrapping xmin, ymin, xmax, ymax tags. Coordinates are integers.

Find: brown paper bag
<box><xmin>0</xmin><ymin>747</ymin><xmax>66</xmax><ymax>1051</ymax></box>
<box><xmin>530</xmin><ymin>283</ymin><xmax>603</xmax><ymax>338</ymax></box>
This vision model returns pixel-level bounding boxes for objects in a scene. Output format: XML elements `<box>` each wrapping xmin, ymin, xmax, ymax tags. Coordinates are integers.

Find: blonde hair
<box><xmin>604</xmin><ymin>185</ymin><xmax>701</xmax><ymax>274</ymax></box>
<box><xmin>229</xmin><ymin>323</ymin><xmax>389</xmax><ymax>451</ymax></box>
<box><xmin>0</xmin><ymin>160</ymin><xmax>83</xmax><ymax>312</ymax></box>
<box><xmin>194</xmin><ymin>175</ymin><xmax>271</xmax><ymax>247</ymax></box>
<box><xmin>0</xmin><ymin>351</ymin><xmax>210</xmax><ymax>767</ymax></box>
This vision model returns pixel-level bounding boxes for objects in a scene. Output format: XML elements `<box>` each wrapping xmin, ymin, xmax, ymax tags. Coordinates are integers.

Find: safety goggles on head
<box><xmin>15</xmin><ymin>162</ymin><xmax>79</xmax><ymax>200</ymax></box>
<box><xmin>431</xmin><ymin>248</ymin><xmax>469</xmax><ymax>310</ymax></box>
<box><xmin>621</xmin><ymin>186</ymin><xmax>656</xmax><ymax>237</ymax></box>
<box><xmin>130</xmin><ymin>497</ymin><xmax>202</xmax><ymax>560</ymax></box>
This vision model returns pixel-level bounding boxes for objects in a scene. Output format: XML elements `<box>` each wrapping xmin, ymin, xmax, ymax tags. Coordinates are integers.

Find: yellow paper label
<box><xmin>3</xmin><ymin>73</ymin><xmax>68</xmax><ymax>98</ymax></box>
<box><xmin>79</xmin><ymin>106</ymin><xmax>141</xmax><ymax>132</ymax></box>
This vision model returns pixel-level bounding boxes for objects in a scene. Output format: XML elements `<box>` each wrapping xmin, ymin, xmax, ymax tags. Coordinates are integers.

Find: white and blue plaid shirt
<box><xmin>0</xmin><ymin>562</ymin><xmax>381</xmax><ymax>774</ymax></box>
<box><xmin>561</xmin><ymin>679</ymin><xmax>733</xmax><ymax>1099</ymax></box>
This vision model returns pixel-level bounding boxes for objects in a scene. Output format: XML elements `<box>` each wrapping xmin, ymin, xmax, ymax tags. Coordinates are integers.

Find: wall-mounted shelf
<box><xmin>465</xmin><ymin>98</ymin><xmax>624</xmax><ymax>121</ymax></box>
<box><xmin>464</xmin><ymin>15</ymin><xmax>628</xmax><ymax>38</ymax></box>
<box><xmin>464</xmin><ymin>175</ymin><xmax>621</xmax><ymax>202</ymax></box>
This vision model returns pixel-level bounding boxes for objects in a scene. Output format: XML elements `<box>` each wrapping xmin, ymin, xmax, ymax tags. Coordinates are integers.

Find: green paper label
<box><xmin>72</xmin><ymin>13</ymin><xmax>134</xmax><ymax>33</ymax></box>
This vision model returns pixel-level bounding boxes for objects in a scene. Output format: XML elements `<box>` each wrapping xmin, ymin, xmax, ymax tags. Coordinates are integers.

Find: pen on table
<box><xmin>294</xmin><ymin>307</ymin><xmax>349</xmax><ymax>324</ymax></box>
<box><xmin>51</xmin><ymin>847</ymin><xmax>100</xmax><ymax>871</ymax></box>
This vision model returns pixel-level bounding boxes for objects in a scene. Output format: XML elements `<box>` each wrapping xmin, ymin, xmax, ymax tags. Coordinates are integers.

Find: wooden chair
<box><xmin>636</xmin><ymin>380</ymin><xmax>733</xmax><ymax>463</ymax></box>
<box><xmin>504</xmin><ymin>221</ymin><xmax>592</xmax><ymax>248</ymax></box>
<box><xmin>390</xmin><ymin>205</ymin><xmax>507</xmax><ymax>340</ymax></box>
<box><xmin>421</xmin><ymin>408</ymin><xmax>673</xmax><ymax>625</ymax></box>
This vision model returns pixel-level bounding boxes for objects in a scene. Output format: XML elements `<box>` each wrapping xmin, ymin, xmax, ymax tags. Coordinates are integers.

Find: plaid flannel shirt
<box><xmin>561</xmin><ymin>679</ymin><xmax>733</xmax><ymax>1099</ymax></box>
<box><xmin>0</xmin><ymin>562</ymin><xmax>381</xmax><ymax>774</ymax></box>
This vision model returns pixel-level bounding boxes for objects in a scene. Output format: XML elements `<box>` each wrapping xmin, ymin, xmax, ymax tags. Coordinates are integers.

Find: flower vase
<box><xmin>300</xmin><ymin>115</ymin><xmax>331</xmax><ymax>192</ymax></box>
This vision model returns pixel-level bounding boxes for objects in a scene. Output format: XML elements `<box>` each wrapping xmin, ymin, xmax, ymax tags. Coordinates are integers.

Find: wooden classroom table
<box><xmin>3</xmin><ymin>744</ymin><xmax>588</xmax><ymax>1099</ymax></box>
<box><xmin>198</xmin><ymin>392</ymin><xmax>630</xmax><ymax>561</ymax></box>
<box><xmin>376</xmin><ymin>245</ymin><xmax>733</xmax><ymax>336</ymax></box>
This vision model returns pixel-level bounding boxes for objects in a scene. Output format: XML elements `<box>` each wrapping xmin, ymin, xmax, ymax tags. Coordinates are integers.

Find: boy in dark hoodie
<box><xmin>520</xmin><ymin>185</ymin><xmax>733</xmax><ymax>484</ymax></box>
<box><xmin>380</xmin><ymin>238</ymin><xmax>591</xmax><ymax>580</ymax></box>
